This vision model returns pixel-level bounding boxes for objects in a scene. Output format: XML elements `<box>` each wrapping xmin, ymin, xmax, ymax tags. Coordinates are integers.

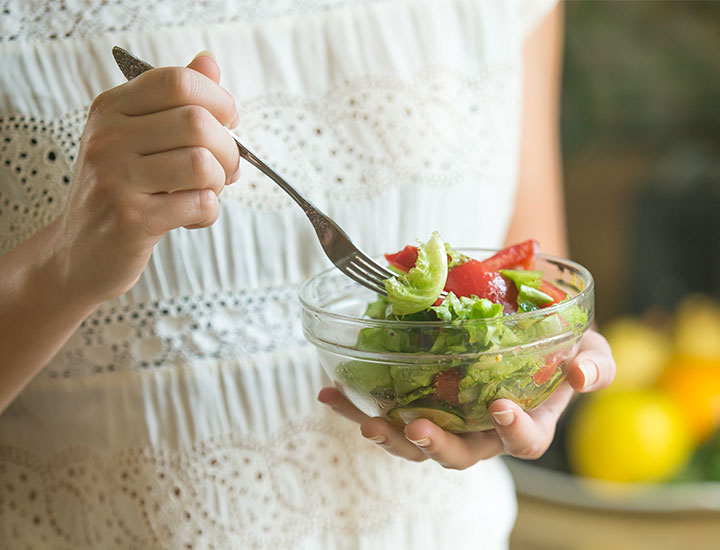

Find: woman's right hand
<box><xmin>54</xmin><ymin>52</ymin><xmax>240</xmax><ymax>307</ymax></box>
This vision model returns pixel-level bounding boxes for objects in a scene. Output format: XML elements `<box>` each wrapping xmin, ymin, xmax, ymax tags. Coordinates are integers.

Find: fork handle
<box><xmin>111</xmin><ymin>46</ymin><xmax>320</xmax><ymax>217</ymax></box>
<box><xmin>229</xmin><ymin>136</ymin><xmax>318</xmax><ymax>215</ymax></box>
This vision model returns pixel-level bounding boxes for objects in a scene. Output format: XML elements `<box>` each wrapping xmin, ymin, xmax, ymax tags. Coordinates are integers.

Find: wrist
<box><xmin>0</xmin><ymin>219</ymin><xmax>100</xmax><ymax>410</ymax></box>
<box><xmin>29</xmin><ymin>219</ymin><xmax>101</xmax><ymax>317</ymax></box>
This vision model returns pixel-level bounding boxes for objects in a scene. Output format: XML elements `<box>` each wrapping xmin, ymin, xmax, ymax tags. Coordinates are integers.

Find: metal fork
<box><xmin>111</xmin><ymin>46</ymin><xmax>394</xmax><ymax>296</ymax></box>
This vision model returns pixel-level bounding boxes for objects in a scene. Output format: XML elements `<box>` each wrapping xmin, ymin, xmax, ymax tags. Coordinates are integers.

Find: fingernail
<box><xmin>193</xmin><ymin>49</ymin><xmax>216</xmax><ymax>62</ymax></box>
<box><xmin>579</xmin><ymin>359</ymin><xmax>598</xmax><ymax>390</ymax></box>
<box><xmin>491</xmin><ymin>410</ymin><xmax>515</xmax><ymax>426</ymax></box>
<box><xmin>365</xmin><ymin>434</ymin><xmax>387</xmax><ymax>444</ymax></box>
<box><xmin>406</xmin><ymin>436</ymin><xmax>431</xmax><ymax>448</ymax></box>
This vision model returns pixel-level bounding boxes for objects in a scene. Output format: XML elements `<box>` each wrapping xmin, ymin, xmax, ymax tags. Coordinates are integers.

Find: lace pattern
<box><xmin>0</xmin><ymin>0</ymin><xmax>391</xmax><ymax>43</ymax></box>
<box><xmin>0</xmin><ymin>109</ymin><xmax>84</xmax><ymax>254</ymax></box>
<box><xmin>40</xmin><ymin>286</ymin><xmax>307</xmax><ymax>380</ymax></box>
<box><xmin>0</xmin><ymin>65</ymin><xmax>518</xmax><ymax>255</ymax></box>
<box><xmin>229</xmin><ymin>66</ymin><xmax>518</xmax><ymax>209</ymax></box>
<box><xmin>0</xmin><ymin>416</ymin><xmax>466</xmax><ymax>549</ymax></box>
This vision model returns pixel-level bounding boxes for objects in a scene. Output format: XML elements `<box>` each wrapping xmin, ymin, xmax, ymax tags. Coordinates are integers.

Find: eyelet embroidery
<box><xmin>0</xmin><ymin>109</ymin><xmax>85</xmax><ymax>254</ymax></box>
<box><xmin>39</xmin><ymin>286</ymin><xmax>307</xmax><ymax>380</ymax></box>
<box><xmin>228</xmin><ymin>66</ymin><xmax>518</xmax><ymax>209</ymax></box>
<box><xmin>0</xmin><ymin>65</ymin><xmax>518</xmax><ymax>257</ymax></box>
<box><xmin>0</xmin><ymin>416</ymin><xmax>469</xmax><ymax>549</ymax></box>
<box><xmin>0</xmin><ymin>0</ymin><xmax>393</xmax><ymax>43</ymax></box>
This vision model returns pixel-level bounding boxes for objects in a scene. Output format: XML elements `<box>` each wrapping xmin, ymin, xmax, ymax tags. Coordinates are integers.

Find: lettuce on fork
<box><xmin>383</xmin><ymin>232</ymin><xmax>448</xmax><ymax>316</ymax></box>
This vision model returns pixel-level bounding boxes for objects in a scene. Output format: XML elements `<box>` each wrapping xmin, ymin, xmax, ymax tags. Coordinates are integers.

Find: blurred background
<box><xmin>510</xmin><ymin>1</ymin><xmax>720</xmax><ymax>548</ymax></box>
<box><xmin>562</xmin><ymin>0</ymin><xmax>720</xmax><ymax>322</ymax></box>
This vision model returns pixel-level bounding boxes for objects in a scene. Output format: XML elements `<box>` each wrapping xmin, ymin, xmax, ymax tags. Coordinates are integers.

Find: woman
<box><xmin>0</xmin><ymin>0</ymin><xmax>614</xmax><ymax>548</ymax></box>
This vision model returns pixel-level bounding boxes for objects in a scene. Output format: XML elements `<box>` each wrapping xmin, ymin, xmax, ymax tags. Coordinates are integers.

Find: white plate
<box><xmin>503</xmin><ymin>457</ymin><xmax>720</xmax><ymax>512</ymax></box>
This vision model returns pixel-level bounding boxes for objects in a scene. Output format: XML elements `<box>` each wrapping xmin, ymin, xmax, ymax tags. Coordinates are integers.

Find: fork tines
<box><xmin>344</xmin><ymin>252</ymin><xmax>395</xmax><ymax>296</ymax></box>
<box><xmin>345</xmin><ymin>252</ymin><xmax>451</xmax><ymax>302</ymax></box>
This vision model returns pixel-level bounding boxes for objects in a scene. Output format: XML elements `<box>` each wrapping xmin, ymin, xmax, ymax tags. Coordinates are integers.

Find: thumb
<box><xmin>187</xmin><ymin>50</ymin><xmax>221</xmax><ymax>84</ymax></box>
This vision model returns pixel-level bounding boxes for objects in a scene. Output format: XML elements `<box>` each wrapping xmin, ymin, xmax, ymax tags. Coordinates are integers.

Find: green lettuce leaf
<box><xmin>384</xmin><ymin>232</ymin><xmax>448</xmax><ymax>316</ymax></box>
<box><xmin>517</xmin><ymin>284</ymin><xmax>554</xmax><ymax>311</ymax></box>
<box><xmin>500</xmin><ymin>269</ymin><xmax>544</xmax><ymax>290</ymax></box>
<box><xmin>364</xmin><ymin>295</ymin><xmax>391</xmax><ymax>320</ymax></box>
<box><xmin>336</xmin><ymin>360</ymin><xmax>392</xmax><ymax>395</ymax></box>
<box><xmin>445</xmin><ymin>243</ymin><xmax>470</xmax><ymax>269</ymax></box>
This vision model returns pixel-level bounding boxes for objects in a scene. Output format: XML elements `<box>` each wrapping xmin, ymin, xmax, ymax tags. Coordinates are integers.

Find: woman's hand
<box><xmin>318</xmin><ymin>329</ymin><xmax>615</xmax><ymax>470</ymax></box>
<box><xmin>54</xmin><ymin>52</ymin><xmax>240</xmax><ymax>307</ymax></box>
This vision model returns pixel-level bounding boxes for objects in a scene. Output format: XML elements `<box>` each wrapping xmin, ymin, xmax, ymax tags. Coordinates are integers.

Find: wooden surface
<box><xmin>510</xmin><ymin>494</ymin><xmax>720</xmax><ymax>550</ymax></box>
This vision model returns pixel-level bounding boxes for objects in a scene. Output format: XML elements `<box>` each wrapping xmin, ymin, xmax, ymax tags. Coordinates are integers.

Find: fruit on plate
<box><xmin>567</xmin><ymin>390</ymin><xmax>693</xmax><ymax>483</ymax></box>
<box><xmin>602</xmin><ymin>317</ymin><xmax>670</xmax><ymax>390</ymax></box>
<box><xmin>659</xmin><ymin>357</ymin><xmax>720</xmax><ymax>443</ymax></box>
<box><xmin>673</xmin><ymin>295</ymin><xmax>720</xmax><ymax>360</ymax></box>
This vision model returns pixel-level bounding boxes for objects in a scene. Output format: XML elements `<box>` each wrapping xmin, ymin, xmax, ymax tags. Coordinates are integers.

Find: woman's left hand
<box><xmin>317</xmin><ymin>329</ymin><xmax>614</xmax><ymax>470</ymax></box>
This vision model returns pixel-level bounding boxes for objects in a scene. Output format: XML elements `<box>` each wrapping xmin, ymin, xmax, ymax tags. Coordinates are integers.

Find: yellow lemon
<box><xmin>567</xmin><ymin>390</ymin><xmax>693</xmax><ymax>483</ymax></box>
<box><xmin>602</xmin><ymin>317</ymin><xmax>670</xmax><ymax>390</ymax></box>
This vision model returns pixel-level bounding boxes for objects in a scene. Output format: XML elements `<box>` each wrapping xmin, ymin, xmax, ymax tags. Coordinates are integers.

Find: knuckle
<box><xmin>164</xmin><ymin>67</ymin><xmax>197</xmax><ymax>103</ymax></box>
<box><xmin>114</xmin><ymin>199</ymin><xmax>145</xmax><ymax>232</ymax></box>
<box><xmin>189</xmin><ymin>147</ymin><xmax>217</xmax><ymax>184</ymax></box>
<box><xmin>407</xmin><ymin>453</ymin><xmax>428</xmax><ymax>463</ymax></box>
<box><xmin>514</xmin><ymin>442</ymin><xmax>546</xmax><ymax>460</ymax></box>
<box><xmin>194</xmin><ymin>190</ymin><xmax>219</xmax><ymax>226</ymax></box>
<box><xmin>78</xmin><ymin>134</ymin><xmax>105</xmax><ymax>164</ymax></box>
<box><xmin>183</xmin><ymin>105</ymin><xmax>212</xmax><ymax>139</ymax></box>
<box><xmin>78</xmin><ymin>134</ymin><xmax>118</xmax><ymax>175</ymax></box>
<box><xmin>88</xmin><ymin>90</ymin><xmax>112</xmax><ymax>118</ymax></box>
<box><xmin>445</xmin><ymin>460</ymin><xmax>471</xmax><ymax>471</ymax></box>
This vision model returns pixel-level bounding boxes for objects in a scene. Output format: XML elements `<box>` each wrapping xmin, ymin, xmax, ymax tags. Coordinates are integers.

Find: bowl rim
<box><xmin>299</xmin><ymin>248</ymin><xmax>595</xmax><ymax>328</ymax></box>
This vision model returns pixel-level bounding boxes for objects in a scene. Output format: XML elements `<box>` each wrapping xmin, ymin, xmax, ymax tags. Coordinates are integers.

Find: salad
<box><xmin>334</xmin><ymin>232</ymin><xmax>591</xmax><ymax>432</ymax></box>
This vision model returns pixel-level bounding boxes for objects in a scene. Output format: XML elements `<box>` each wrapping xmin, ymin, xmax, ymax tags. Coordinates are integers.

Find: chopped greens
<box><xmin>335</xmin><ymin>236</ymin><xmax>590</xmax><ymax>433</ymax></box>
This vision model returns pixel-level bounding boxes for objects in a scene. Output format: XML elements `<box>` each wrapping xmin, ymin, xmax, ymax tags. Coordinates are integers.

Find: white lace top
<box><xmin>0</xmin><ymin>0</ymin><xmax>556</xmax><ymax>548</ymax></box>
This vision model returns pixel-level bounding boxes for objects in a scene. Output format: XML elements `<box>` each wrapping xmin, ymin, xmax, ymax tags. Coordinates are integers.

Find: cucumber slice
<box><xmin>388</xmin><ymin>403</ymin><xmax>467</xmax><ymax>433</ymax></box>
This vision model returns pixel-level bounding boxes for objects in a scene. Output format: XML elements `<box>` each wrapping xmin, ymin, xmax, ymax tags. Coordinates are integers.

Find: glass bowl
<box><xmin>300</xmin><ymin>249</ymin><xmax>594</xmax><ymax>433</ymax></box>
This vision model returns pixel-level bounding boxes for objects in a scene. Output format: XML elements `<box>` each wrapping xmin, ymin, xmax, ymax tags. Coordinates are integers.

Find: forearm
<box><xmin>504</xmin><ymin>1</ymin><xmax>568</xmax><ymax>257</ymax></box>
<box><xmin>0</xmin><ymin>219</ymin><xmax>96</xmax><ymax>412</ymax></box>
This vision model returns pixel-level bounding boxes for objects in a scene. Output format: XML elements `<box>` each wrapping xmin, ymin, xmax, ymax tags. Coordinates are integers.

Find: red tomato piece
<box><xmin>539</xmin><ymin>280</ymin><xmax>567</xmax><ymax>307</ymax></box>
<box><xmin>532</xmin><ymin>351</ymin><xmax>565</xmax><ymax>385</ymax></box>
<box><xmin>432</xmin><ymin>369</ymin><xmax>461</xmax><ymax>406</ymax></box>
<box><xmin>385</xmin><ymin>240</ymin><xmax>545</xmax><ymax>313</ymax></box>
<box><xmin>444</xmin><ymin>262</ymin><xmax>518</xmax><ymax>312</ymax></box>
<box><xmin>444</xmin><ymin>259</ymin><xmax>484</xmax><ymax>296</ymax></box>
<box><xmin>478</xmin><ymin>239</ymin><xmax>539</xmax><ymax>272</ymax></box>
<box><xmin>385</xmin><ymin>239</ymin><xmax>538</xmax><ymax>274</ymax></box>
<box><xmin>384</xmin><ymin>245</ymin><xmax>418</xmax><ymax>273</ymax></box>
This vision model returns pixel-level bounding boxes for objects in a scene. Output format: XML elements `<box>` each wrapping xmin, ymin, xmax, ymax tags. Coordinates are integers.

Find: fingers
<box><xmin>132</xmin><ymin>147</ymin><xmax>229</xmax><ymax>196</ymax></box>
<box><xmin>488</xmin><ymin>382</ymin><xmax>574</xmax><ymax>460</ymax></box>
<box><xmin>317</xmin><ymin>387</ymin><xmax>370</xmax><ymax>425</ymax></box>
<box><xmin>111</xmin><ymin>64</ymin><xmax>237</xmax><ymax>128</ymax></box>
<box><xmin>403</xmin><ymin>419</ymin><xmax>504</xmax><ymax>469</ymax></box>
<box><xmin>489</xmin><ymin>331</ymin><xmax>616</xmax><ymax>460</ymax></box>
<box><xmin>318</xmin><ymin>388</ymin><xmax>427</xmax><ymax>461</ymax></box>
<box><xmin>141</xmin><ymin>188</ymin><xmax>220</xmax><ymax>234</ymax></box>
<box><xmin>128</xmin><ymin>105</ymin><xmax>240</xmax><ymax>184</ymax></box>
<box><xmin>566</xmin><ymin>330</ymin><xmax>616</xmax><ymax>393</ymax></box>
<box><xmin>186</xmin><ymin>51</ymin><xmax>221</xmax><ymax>85</ymax></box>
<box><xmin>488</xmin><ymin>399</ymin><xmax>548</xmax><ymax>459</ymax></box>
<box><xmin>361</xmin><ymin>417</ymin><xmax>428</xmax><ymax>462</ymax></box>
<box><xmin>488</xmin><ymin>399</ymin><xmax>551</xmax><ymax>460</ymax></box>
